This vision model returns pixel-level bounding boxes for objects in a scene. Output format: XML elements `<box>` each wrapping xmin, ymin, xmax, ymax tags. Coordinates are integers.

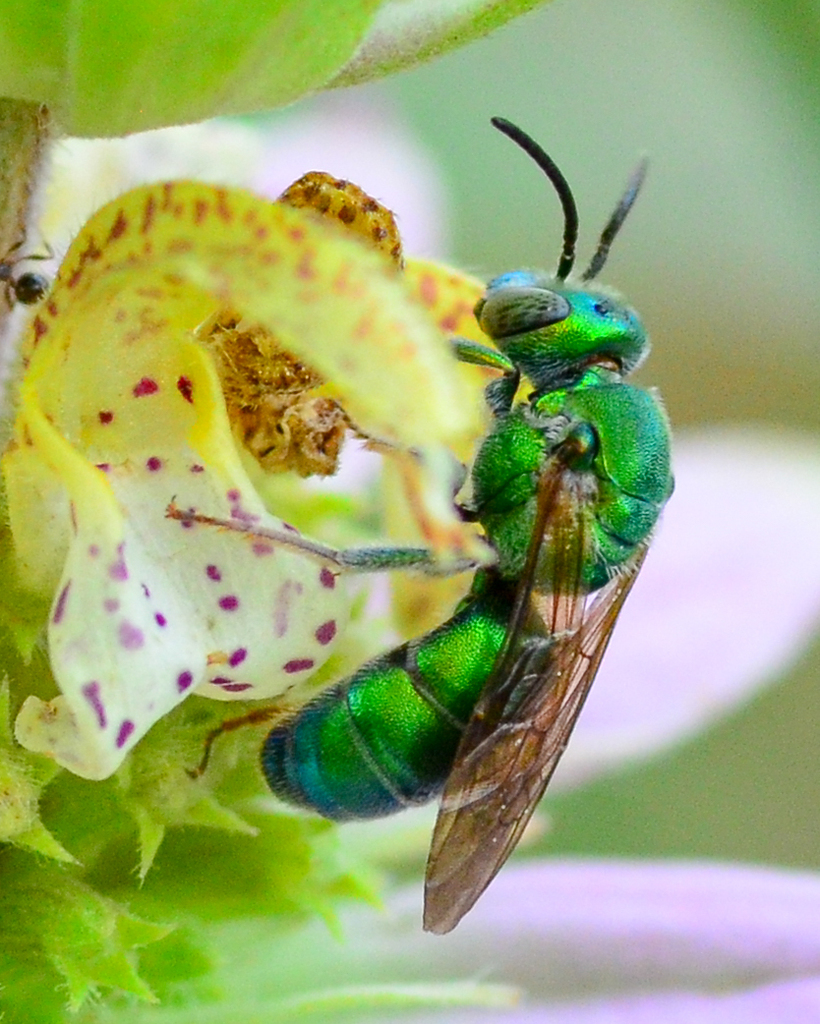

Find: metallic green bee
<box><xmin>186</xmin><ymin>118</ymin><xmax>673</xmax><ymax>934</ymax></box>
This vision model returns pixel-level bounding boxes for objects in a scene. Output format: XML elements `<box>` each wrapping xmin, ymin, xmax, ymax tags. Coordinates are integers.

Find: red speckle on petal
<box><xmin>252</xmin><ymin>542</ymin><xmax>273</xmax><ymax>557</ymax></box>
<box><xmin>190</xmin><ymin>464</ymin><xmax>204</xmax><ymax>473</ymax></box>
<box><xmin>155</xmin><ymin>612</ymin><xmax>167</xmax><ymax>627</ymax></box>
<box><xmin>214</xmin><ymin>189</ymin><xmax>232</xmax><ymax>222</ymax></box>
<box><xmin>229</xmin><ymin>648</ymin><xmax>247</xmax><ymax>667</ymax></box>
<box><xmin>142</xmin><ymin>194</ymin><xmax>156</xmax><ymax>234</ymax></box>
<box><xmin>220</xmin><ymin>682</ymin><xmax>252</xmax><ymax>692</ymax></box>
<box><xmin>32</xmin><ymin>316</ymin><xmax>48</xmax><ymax>342</ymax></box>
<box><xmin>146</xmin><ymin>456</ymin><xmax>162</xmax><ymax>472</ymax></box>
<box><xmin>177</xmin><ymin>671</ymin><xmax>193</xmax><ymax>691</ymax></box>
<box><xmin>419</xmin><ymin>273</ymin><xmax>438</xmax><ymax>307</ymax></box>
<box><xmin>315</xmin><ymin>620</ymin><xmax>337</xmax><ymax>645</ymax></box>
<box><xmin>133</xmin><ymin>377</ymin><xmax>159</xmax><ymax>397</ymax></box>
<box><xmin>206</xmin><ymin>564</ymin><xmax>222</xmax><ymax>582</ymax></box>
<box><xmin>104</xmin><ymin>598</ymin><xmax>120</xmax><ymax>613</ymax></box>
<box><xmin>98</xmin><ymin>410</ymin><xmax>114</xmax><ymax>424</ymax></box>
<box><xmin>108</xmin><ymin>209</ymin><xmax>128</xmax><ymax>241</ymax></box>
<box><xmin>320</xmin><ymin>567</ymin><xmax>336</xmax><ymax>589</ymax></box>
<box><xmin>297</xmin><ymin>251</ymin><xmax>316</xmax><ymax>280</ymax></box>
<box><xmin>219</xmin><ymin>595</ymin><xmax>239</xmax><ymax>611</ymax></box>
<box><xmin>284</xmin><ymin>658</ymin><xmax>315</xmax><ymax>674</ymax></box>
<box><xmin>177</xmin><ymin>375</ymin><xmax>194</xmax><ymax>402</ymax></box>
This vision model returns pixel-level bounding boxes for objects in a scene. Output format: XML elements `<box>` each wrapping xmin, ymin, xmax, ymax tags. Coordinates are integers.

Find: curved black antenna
<box><xmin>491</xmin><ymin>117</ymin><xmax>579</xmax><ymax>281</ymax></box>
<box><xmin>582</xmin><ymin>157</ymin><xmax>648</xmax><ymax>281</ymax></box>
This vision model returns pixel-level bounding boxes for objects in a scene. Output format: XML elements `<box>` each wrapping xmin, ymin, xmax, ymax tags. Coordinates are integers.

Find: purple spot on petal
<box><xmin>82</xmin><ymin>681</ymin><xmax>106</xmax><ymax>728</ymax></box>
<box><xmin>98</xmin><ymin>410</ymin><xmax>114</xmax><ymax>424</ymax></box>
<box><xmin>252</xmin><ymin>542</ymin><xmax>273</xmax><ymax>557</ymax></box>
<box><xmin>219</xmin><ymin>595</ymin><xmax>239</xmax><ymax>611</ymax></box>
<box><xmin>315</xmin><ymin>620</ymin><xmax>337</xmax><ymax>645</ymax></box>
<box><xmin>220</xmin><ymin>682</ymin><xmax>252</xmax><ymax>693</ymax></box>
<box><xmin>177</xmin><ymin>670</ymin><xmax>193</xmax><ymax>691</ymax></box>
<box><xmin>320</xmin><ymin>567</ymin><xmax>336</xmax><ymax>589</ymax></box>
<box><xmin>229</xmin><ymin>647</ymin><xmax>247</xmax><ymax>667</ymax></box>
<box><xmin>146</xmin><ymin>456</ymin><xmax>162</xmax><ymax>472</ymax></box>
<box><xmin>284</xmin><ymin>658</ymin><xmax>315</xmax><ymax>674</ymax></box>
<box><xmin>104</xmin><ymin>598</ymin><xmax>120</xmax><ymax>614</ymax></box>
<box><xmin>96</xmin><ymin>463</ymin><xmax>111</xmax><ymax>473</ymax></box>
<box><xmin>133</xmin><ymin>377</ymin><xmax>159</xmax><ymax>397</ymax></box>
<box><xmin>52</xmin><ymin>581</ymin><xmax>71</xmax><ymax>624</ymax></box>
<box><xmin>155</xmin><ymin>612</ymin><xmax>167</xmax><ymax>627</ymax></box>
<box><xmin>211</xmin><ymin>676</ymin><xmax>232</xmax><ymax>686</ymax></box>
<box><xmin>116</xmin><ymin>720</ymin><xmax>135</xmax><ymax>747</ymax></box>
<box><xmin>190</xmin><ymin>464</ymin><xmax>204</xmax><ymax>473</ymax></box>
<box><xmin>226</xmin><ymin>489</ymin><xmax>259</xmax><ymax>524</ymax></box>
<box><xmin>272</xmin><ymin>579</ymin><xmax>301</xmax><ymax>638</ymax></box>
<box><xmin>109</xmin><ymin>558</ymin><xmax>128</xmax><ymax>581</ymax></box>
<box><xmin>206</xmin><ymin>564</ymin><xmax>222</xmax><ymax>582</ymax></box>
<box><xmin>119</xmin><ymin>621</ymin><xmax>144</xmax><ymax>649</ymax></box>
<box><xmin>88</xmin><ymin>544</ymin><xmax>100</xmax><ymax>557</ymax></box>
<box><xmin>141</xmin><ymin>583</ymin><xmax>151</xmax><ymax>599</ymax></box>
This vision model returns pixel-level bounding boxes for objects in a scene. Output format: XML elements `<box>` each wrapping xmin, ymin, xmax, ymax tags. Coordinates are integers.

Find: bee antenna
<box><xmin>582</xmin><ymin>157</ymin><xmax>648</xmax><ymax>281</ymax></box>
<box><xmin>491</xmin><ymin>117</ymin><xmax>578</xmax><ymax>281</ymax></box>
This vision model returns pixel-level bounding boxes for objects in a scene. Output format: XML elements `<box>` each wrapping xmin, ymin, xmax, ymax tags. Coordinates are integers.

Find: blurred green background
<box><xmin>337</xmin><ymin>0</ymin><xmax>820</xmax><ymax>870</ymax></box>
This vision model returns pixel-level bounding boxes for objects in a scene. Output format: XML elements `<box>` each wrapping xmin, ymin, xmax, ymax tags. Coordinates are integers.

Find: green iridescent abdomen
<box><xmin>261</xmin><ymin>574</ymin><xmax>514</xmax><ymax>820</ymax></box>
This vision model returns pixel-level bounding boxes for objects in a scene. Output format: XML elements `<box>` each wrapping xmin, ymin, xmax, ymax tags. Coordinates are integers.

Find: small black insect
<box><xmin>0</xmin><ymin>240</ymin><xmax>51</xmax><ymax>307</ymax></box>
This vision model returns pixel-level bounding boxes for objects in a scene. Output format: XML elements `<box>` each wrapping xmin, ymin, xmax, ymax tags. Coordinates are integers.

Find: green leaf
<box><xmin>332</xmin><ymin>0</ymin><xmax>552</xmax><ymax>88</ymax></box>
<box><xmin>0</xmin><ymin>0</ymin><xmax>555</xmax><ymax>136</ymax></box>
<box><xmin>0</xmin><ymin>0</ymin><xmax>381</xmax><ymax>136</ymax></box>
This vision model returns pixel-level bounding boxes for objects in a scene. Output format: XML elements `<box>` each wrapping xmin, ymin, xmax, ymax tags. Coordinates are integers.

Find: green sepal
<box><xmin>0</xmin><ymin>855</ymin><xmax>171</xmax><ymax>1014</ymax></box>
<box><xmin>0</xmin><ymin>679</ymin><xmax>75</xmax><ymax>861</ymax></box>
<box><xmin>0</xmin><ymin>523</ymin><xmax>50</xmax><ymax>659</ymax></box>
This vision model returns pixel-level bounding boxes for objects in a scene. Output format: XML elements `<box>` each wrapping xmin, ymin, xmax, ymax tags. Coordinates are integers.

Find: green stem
<box><xmin>0</xmin><ymin>99</ymin><xmax>53</xmax><ymax>355</ymax></box>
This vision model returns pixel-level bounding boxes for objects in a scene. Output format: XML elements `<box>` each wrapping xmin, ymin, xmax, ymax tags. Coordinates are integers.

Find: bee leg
<box><xmin>189</xmin><ymin>703</ymin><xmax>289</xmax><ymax>778</ymax></box>
<box><xmin>166</xmin><ymin>501</ymin><xmax>480</xmax><ymax>576</ymax></box>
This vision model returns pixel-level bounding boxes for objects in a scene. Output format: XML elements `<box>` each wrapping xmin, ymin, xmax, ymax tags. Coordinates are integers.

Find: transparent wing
<box><xmin>423</xmin><ymin>453</ymin><xmax>648</xmax><ymax>934</ymax></box>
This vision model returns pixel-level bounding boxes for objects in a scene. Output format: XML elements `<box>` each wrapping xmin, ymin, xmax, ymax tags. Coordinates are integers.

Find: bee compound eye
<box><xmin>477</xmin><ymin>287</ymin><xmax>571</xmax><ymax>340</ymax></box>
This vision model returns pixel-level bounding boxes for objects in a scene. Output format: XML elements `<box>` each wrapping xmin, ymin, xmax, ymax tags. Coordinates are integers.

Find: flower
<box><xmin>261</xmin><ymin>860</ymin><xmax>820</xmax><ymax>1023</ymax></box>
<box><xmin>4</xmin><ymin>172</ymin><xmax>491</xmax><ymax>782</ymax></box>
